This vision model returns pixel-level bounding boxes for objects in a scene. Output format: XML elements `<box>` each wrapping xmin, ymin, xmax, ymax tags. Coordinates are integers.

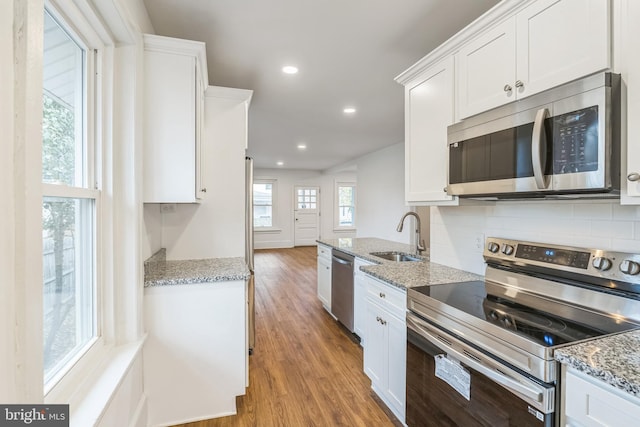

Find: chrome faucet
<box><xmin>396</xmin><ymin>211</ymin><xmax>426</xmax><ymax>255</ymax></box>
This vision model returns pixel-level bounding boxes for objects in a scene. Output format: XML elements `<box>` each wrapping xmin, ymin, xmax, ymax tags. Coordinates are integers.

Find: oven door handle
<box><xmin>407</xmin><ymin>314</ymin><xmax>545</xmax><ymax>404</ymax></box>
<box><xmin>532</xmin><ymin>107</ymin><xmax>550</xmax><ymax>190</ymax></box>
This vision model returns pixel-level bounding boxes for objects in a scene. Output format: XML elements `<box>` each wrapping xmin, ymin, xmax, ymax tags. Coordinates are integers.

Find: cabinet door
<box><xmin>386</xmin><ymin>312</ymin><xmax>407</xmax><ymax>420</ymax></box>
<box><xmin>353</xmin><ymin>273</ymin><xmax>367</xmax><ymax>343</ymax></box>
<box><xmin>563</xmin><ymin>367</ymin><xmax>640</xmax><ymax>426</ymax></box>
<box><xmin>405</xmin><ymin>57</ymin><xmax>457</xmax><ymax>205</ymax></box>
<box><xmin>516</xmin><ymin>0</ymin><xmax>610</xmax><ymax>98</ymax></box>
<box><xmin>621</xmin><ymin>0</ymin><xmax>640</xmax><ymax>202</ymax></box>
<box><xmin>363</xmin><ymin>299</ymin><xmax>386</xmax><ymax>386</ymax></box>
<box><xmin>317</xmin><ymin>257</ymin><xmax>331</xmax><ymax>310</ymax></box>
<box><xmin>144</xmin><ymin>51</ymin><xmax>197</xmax><ymax>202</ymax></box>
<box><xmin>195</xmin><ymin>62</ymin><xmax>206</xmax><ymax>200</ymax></box>
<box><xmin>457</xmin><ymin>18</ymin><xmax>517</xmax><ymax>119</ymax></box>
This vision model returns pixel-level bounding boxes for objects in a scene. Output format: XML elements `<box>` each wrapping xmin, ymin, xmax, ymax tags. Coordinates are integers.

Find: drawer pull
<box><xmin>379</xmin><ymin>292</ymin><xmax>386</xmax><ymax>299</ymax></box>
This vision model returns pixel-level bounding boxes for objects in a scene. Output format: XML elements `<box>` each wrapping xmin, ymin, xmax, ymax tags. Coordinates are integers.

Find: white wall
<box><xmin>161</xmin><ymin>88</ymin><xmax>251</xmax><ymax>260</ymax></box>
<box><xmin>356</xmin><ymin>143</ymin><xmax>412</xmax><ymax>244</ymax></box>
<box><xmin>253</xmin><ymin>169</ymin><xmax>357</xmax><ymax>249</ymax></box>
<box><xmin>431</xmin><ymin>201</ymin><xmax>640</xmax><ymax>275</ymax></box>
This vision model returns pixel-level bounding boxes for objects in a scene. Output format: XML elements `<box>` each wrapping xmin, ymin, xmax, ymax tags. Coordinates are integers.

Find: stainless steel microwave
<box><xmin>447</xmin><ymin>72</ymin><xmax>620</xmax><ymax>200</ymax></box>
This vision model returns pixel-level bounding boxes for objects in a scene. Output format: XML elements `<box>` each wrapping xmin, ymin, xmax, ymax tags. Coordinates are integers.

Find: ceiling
<box><xmin>143</xmin><ymin>0</ymin><xmax>499</xmax><ymax>170</ymax></box>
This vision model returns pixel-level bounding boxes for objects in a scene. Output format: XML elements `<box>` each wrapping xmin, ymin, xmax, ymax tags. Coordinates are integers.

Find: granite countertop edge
<box><xmin>554</xmin><ymin>330</ymin><xmax>640</xmax><ymax>399</ymax></box>
<box><xmin>144</xmin><ymin>249</ymin><xmax>250</xmax><ymax>288</ymax></box>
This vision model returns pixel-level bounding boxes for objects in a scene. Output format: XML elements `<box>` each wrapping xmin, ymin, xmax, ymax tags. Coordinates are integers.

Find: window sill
<box><xmin>46</xmin><ymin>336</ymin><xmax>146</xmax><ymax>427</ymax></box>
<box><xmin>333</xmin><ymin>227</ymin><xmax>356</xmax><ymax>232</ymax></box>
<box><xmin>254</xmin><ymin>227</ymin><xmax>282</xmax><ymax>234</ymax></box>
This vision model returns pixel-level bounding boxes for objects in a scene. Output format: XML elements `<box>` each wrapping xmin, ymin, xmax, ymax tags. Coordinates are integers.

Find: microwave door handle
<box><xmin>532</xmin><ymin>108</ymin><xmax>550</xmax><ymax>190</ymax></box>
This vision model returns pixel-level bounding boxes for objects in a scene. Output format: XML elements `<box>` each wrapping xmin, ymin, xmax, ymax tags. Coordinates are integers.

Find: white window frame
<box><xmin>334</xmin><ymin>181</ymin><xmax>356</xmax><ymax>231</ymax></box>
<box><xmin>42</xmin><ymin>2</ymin><xmax>105</xmax><ymax>398</ymax></box>
<box><xmin>253</xmin><ymin>178</ymin><xmax>279</xmax><ymax>231</ymax></box>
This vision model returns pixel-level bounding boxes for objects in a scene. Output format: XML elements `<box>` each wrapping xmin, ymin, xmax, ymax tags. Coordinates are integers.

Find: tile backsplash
<box><xmin>430</xmin><ymin>201</ymin><xmax>640</xmax><ymax>275</ymax></box>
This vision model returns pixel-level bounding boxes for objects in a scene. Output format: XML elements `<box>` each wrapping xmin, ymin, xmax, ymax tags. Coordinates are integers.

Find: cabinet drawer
<box><xmin>317</xmin><ymin>244</ymin><xmax>332</xmax><ymax>261</ymax></box>
<box><xmin>365</xmin><ymin>275</ymin><xmax>406</xmax><ymax>318</ymax></box>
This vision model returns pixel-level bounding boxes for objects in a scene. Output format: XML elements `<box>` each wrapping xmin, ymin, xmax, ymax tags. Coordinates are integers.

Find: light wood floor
<box><xmin>174</xmin><ymin>246</ymin><xmax>399</xmax><ymax>427</ymax></box>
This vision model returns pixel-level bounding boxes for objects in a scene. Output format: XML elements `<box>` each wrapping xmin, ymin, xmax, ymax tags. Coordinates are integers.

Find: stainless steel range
<box><xmin>406</xmin><ymin>238</ymin><xmax>640</xmax><ymax>427</ymax></box>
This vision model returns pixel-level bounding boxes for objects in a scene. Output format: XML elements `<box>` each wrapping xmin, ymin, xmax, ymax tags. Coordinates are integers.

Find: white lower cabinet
<box><xmin>354</xmin><ymin>258</ymin><xmax>374</xmax><ymax>344</ymax></box>
<box><xmin>317</xmin><ymin>244</ymin><xmax>332</xmax><ymax>311</ymax></box>
<box><xmin>562</xmin><ymin>365</ymin><xmax>640</xmax><ymax>427</ymax></box>
<box><xmin>363</xmin><ymin>274</ymin><xmax>406</xmax><ymax>423</ymax></box>
<box><xmin>143</xmin><ymin>281</ymin><xmax>247</xmax><ymax>426</ymax></box>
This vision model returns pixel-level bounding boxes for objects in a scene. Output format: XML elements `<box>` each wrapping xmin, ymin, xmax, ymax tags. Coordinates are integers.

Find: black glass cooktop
<box><xmin>411</xmin><ymin>281</ymin><xmax>637</xmax><ymax>347</ymax></box>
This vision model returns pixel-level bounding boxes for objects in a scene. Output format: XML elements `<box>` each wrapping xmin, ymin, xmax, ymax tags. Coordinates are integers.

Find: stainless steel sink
<box><xmin>370</xmin><ymin>251</ymin><xmax>421</xmax><ymax>262</ymax></box>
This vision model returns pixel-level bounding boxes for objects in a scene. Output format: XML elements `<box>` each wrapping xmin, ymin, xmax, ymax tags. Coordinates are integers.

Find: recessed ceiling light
<box><xmin>282</xmin><ymin>66</ymin><xmax>298</xmax><ymax>74</ymax></box>
<box><xmin>276</xmin><ymin>161</ymin><xmax>284</xmax><ymax>166</ymax></box>
<box><xmin>343</xmin><ymin>107</ymin><xmax>356</xmax><ymax>114</ymax></box>
<box><xmin>297</xmin><ymin>143</ymin><xmax>307</xmax><ymax>150</ymax></box>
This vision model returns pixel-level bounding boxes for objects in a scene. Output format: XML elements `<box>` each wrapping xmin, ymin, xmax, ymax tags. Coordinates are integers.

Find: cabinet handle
<box><xmin>376</xmin><ymin>316</ymin><xmax>381</xmax><ymax>323</ymax></box>
<box><xmin>503</xmin><ymin>84</ymin><xmax>512</xmax><ymax>92</ymax></box>
<box><xmin>515</xmin><ymin>80</ymin><xmax>524</xmax><ymax>89</ymax></box>
<box><xmin>628</xmin><ymin>172</ymin><xmax>640</xmax><ymax>182</ymax></box>
<box><xmin>201</xmin><ymin>188</ymin><xmax>207</xmax><ymax>193</ymax></box>
<box><xmin>380</xmin><ymin>318</ymin><xmax>387</xmax><ymax>325</ymax></box>
<box><xmin>379</xmin><ymin>292</ymin><xmax>386</xmax><ymax>298</ymax></box>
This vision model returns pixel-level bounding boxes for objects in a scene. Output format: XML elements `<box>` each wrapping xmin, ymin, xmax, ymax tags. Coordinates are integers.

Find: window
<box><xmin>253</xmin><ymin>180</ymin><xmax>276</xmax><ymax>227</ymax></box>
<box><xmin>335</xmin><ymin>182</ymin><xmax>356</xmax><ymax>229</ymax></box>
<box><xmin>296</xmin><ymin>188</ymin><xmax>317</xmax><ymax>210</ymax></box>
<box><xmin>42</xmin><ymin>9</ymin><xmax>98</xmax><ymax>387</ymax></box>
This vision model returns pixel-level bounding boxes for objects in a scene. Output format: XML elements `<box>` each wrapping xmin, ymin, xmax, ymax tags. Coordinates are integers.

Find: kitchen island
<box><xmin>143</xmin><ymin>249</ymin><xmax>250</xmax><ymax>426</ymax></box>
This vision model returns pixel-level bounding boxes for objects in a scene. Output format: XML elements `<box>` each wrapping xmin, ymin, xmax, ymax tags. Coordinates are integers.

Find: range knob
<box><xmin>488</xmin><ymin>310</ymin><xmax>499</xmax><ymax>321</ymax></box>
<box><xmin>487</xmin><ymin>242</ymin><xmax>500</xmax><ymax>253</ymax></box>
<box><xmin>619</xmin><ymin>260</ymin><xmax>640</xmax><ymax>276</ymax></box>
<box><xmin>501</xmin><ymin>244</ymin><xmax>515</xmax><ymax>256</ymax></box>
<box><xmin>592</xmin><ymin>257</ymin><xmax>612</xmax><ymax>271</ymax></box>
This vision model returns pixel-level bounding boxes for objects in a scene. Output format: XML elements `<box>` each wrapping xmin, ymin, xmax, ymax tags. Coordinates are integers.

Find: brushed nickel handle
<box><xmin>628</xmin><ymin>172</ymin><xmax>640</xmax><ymax>182</ymax></box>
<box><xmin>503</xmin><ymin>84</ymin><xmax>512</xmax><ymax>92</ymax></box>
<box><xmin>515</xmin><ymin>80</ymin><xmax>524</xmax><ymax>88</ymax></box>
<box><xmin>379</xmin><ymin>292</ymin><xmax>386</xmax><ymax>298</ymax></box>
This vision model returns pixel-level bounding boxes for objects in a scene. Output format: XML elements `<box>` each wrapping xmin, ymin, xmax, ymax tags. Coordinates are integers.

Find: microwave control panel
<box><xmin>553</xmin><ymin>106</ymin><xmax>599</xmax><ymax>174</ymax></box>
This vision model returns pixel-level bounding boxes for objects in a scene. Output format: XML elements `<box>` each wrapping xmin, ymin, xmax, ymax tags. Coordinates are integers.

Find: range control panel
<box><xmin>484</xmin><ymin>238</ymin><xmax>640</xmax><ymax>285</ymax></box>
<box><xmin>515</xmin><ymin>245</ymin><xmax>591</xmax><ymax>269</ymax></box>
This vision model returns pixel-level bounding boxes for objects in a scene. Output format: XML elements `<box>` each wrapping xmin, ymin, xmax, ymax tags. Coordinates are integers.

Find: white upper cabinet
<box><xmin>456</xmin><ymin>19</ymin><xmax>517</xmax><ymax>119</ymax></box>
<box><xmin>616</xmin><ymin>0</ymin><xmax>640</xmax><ymax>203</ymax></box>
<box><xmin>143</xmin><ymin>34</ymin><xmax>208</xmax><ymax>203</ymax></box>
<box><xmin>403</xmin><ymin>57</ymin><xmax>458</xmax><ymax>205</ymax></box>
<box><xmin>457</xmin><ymin>0</ymin><xmax>610</xmax><ymax>119</ymax></box>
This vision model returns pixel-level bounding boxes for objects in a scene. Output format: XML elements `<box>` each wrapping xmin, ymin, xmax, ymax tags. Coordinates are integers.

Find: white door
<box><xmin>294</xmin><ymin>186</ymin><xmax>320</xmax><ymax>246</ymax></box>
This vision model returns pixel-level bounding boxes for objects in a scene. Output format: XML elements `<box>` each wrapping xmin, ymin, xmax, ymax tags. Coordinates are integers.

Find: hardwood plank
<box><xmin>173</xmin><ymin>247</ymin><xmax>399</xmax><ymax>427</ymax></box>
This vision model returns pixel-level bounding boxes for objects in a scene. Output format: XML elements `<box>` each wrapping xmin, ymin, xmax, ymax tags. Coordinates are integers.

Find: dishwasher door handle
<box><xmin>332</xmin><ymin>256</ymin><xmax>353</xmax><ymax>266</ymax></box>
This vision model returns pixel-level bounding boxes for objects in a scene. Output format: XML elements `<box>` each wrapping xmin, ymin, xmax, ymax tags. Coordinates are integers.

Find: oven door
<box><xmin>407</xmin><ymin>313</ymin><xmax>555</xmax><ymax>427</ymax></box>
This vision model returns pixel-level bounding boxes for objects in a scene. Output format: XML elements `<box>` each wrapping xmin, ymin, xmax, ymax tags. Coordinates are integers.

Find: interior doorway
<box><xmin>294</xmin><ymin>186</ymin><xmax>320</xmax><ymax>246</ymax></box>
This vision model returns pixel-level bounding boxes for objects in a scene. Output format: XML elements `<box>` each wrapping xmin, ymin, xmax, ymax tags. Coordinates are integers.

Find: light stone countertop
<box><xmin>317</xmin><ymin>237</ymin><xmax>482</xmax><ymax>289</ymax></box>
<box><xmin>144</xmin><ymin>248</ymin><xmax>250</xmax><ymax>287</ymax></box>
<box><xmin>555</xmin><ymin>329</ymin><xmax>640</xmax><ymax>398</ymax></box>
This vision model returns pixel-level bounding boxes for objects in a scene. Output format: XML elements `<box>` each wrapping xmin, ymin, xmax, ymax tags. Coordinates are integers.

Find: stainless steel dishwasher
<box><xmin>331</xmin><ymin>249</ymin><xmax>355</xmax><ymax>332</ymax></box>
